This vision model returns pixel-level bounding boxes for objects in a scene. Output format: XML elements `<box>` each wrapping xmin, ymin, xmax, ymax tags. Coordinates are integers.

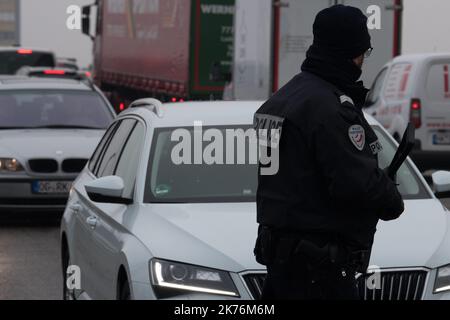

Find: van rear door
<box><xmin>421</xmin><ymin>59</ymin><xmax>450</xmax><ymax>150</ymax></box>
<box><xmin>380</xmin><ymin>62</ymin><xmax>414</xmax><ymax>137</ymax></box>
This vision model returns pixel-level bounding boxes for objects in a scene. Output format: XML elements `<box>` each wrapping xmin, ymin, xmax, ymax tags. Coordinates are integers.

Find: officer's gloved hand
<box><xmin>378</xmin><ymin>198</ymin><xmax>404</xmax><ymax>221</ymax></box>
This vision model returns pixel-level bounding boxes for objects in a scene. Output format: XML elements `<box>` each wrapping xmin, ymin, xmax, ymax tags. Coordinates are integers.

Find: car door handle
<box><xmin>69</xmin><ymin>203</ymin><xmax>82</xmax><ymax>214</ymax></box>
<box><xmin>86</xmin><ymin>216</ymin><xmax>98</xmax><ymax>229</ymax></box>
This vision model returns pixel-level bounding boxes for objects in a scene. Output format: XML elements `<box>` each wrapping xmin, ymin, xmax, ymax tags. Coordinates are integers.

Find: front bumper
<box><xmin>0</xmin><ymin>176</ymin><xmax>75</xmax><ymax>212</ymax></box>
<box><xmin>238</xmin><ymin>268</ymin><xmax>450</xmax><ymax>300</ymax></box>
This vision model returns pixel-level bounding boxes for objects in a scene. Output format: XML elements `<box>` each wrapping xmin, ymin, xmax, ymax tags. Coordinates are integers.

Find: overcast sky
<box><xmin>18</xmin><ymin>0</ymin><xmax>450</xmax><ymax>69</ymax></box>
<box><xmin>402</xmin><ymin>0</ymin><xmax>450</xmax><ymax>53</ymax></box>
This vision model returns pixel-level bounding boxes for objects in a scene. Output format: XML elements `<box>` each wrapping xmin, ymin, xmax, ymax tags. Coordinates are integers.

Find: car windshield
<box><xmin>372</xmin><ymin>125</ymin><xmax>430</xmax><ymax>199</ymax></box>
<box><xmin>145</xmin><ymin>126</ymin><xmax>258</xmax><ymax>203</ymax></box>
<box><xmin>0</xmin><ymin>90</ymin><xmax>113</xmax><ymax>129</ymax></box>
<box><xmin>0</xmin><ymin>51</ymin><xmax>55</xmax><ymax>75</ymax></box>
<box><xmin>144</xmin><ymin>125</ymin><xmax>430</xmax><ymax>203</ymax></box>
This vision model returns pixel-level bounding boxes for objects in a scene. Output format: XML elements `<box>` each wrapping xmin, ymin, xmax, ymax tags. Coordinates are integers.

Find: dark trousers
<box><xmin>261</xmin><ymin>255</ymin><xmax>359</xmax><ymax>300</ymax></box>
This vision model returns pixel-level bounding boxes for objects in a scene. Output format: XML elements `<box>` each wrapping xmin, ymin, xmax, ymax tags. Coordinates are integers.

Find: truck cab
<box><xmin>365</xmin><ymin>53</ymin><xmax>450</xmax><ymax>171</ymax></box>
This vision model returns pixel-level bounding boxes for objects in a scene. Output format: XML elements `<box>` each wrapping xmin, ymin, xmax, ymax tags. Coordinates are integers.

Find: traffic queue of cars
<box><xmin>2</xmin><ymin>49</ymin><xmax>450</xmax><ymax>300</ymax></box>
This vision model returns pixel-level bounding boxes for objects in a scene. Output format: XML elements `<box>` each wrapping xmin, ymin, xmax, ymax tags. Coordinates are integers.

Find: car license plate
<box><xmin>32</xmin><ymin>181</ymin><xmax>72</xmax><ymax>194</ymax></box>
<box><xmin>433</xmin><ymin>131</ymin><xmax>450</xmax><ymax>145</ymax></box>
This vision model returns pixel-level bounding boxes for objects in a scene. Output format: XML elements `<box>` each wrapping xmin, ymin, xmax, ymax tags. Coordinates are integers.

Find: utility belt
<box><xmin>254</xmin><ymin>226</ymin><xmax>371</xmax><ymax>273</ymax></box>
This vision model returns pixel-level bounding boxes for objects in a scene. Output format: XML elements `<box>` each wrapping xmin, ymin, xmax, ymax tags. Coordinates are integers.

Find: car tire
<box><xmin>118</xmin><ymin>276</ymin><xmax>131</xmax><ymax>300</ymax></box>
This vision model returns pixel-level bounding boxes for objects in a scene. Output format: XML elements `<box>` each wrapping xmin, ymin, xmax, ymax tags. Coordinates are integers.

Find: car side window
<box><xmin>96</xmin><ymin>119</ymin><xmax>137</xmax><ymax>178</ymax></box>
<box><xmin>114</xmin><ymin>121</ymin><xmax>145</xmax><ymax>199</ymax></box>
<box><xmin>88</xmin><ymin>122</ymin><xmax>119</xmax><ymax>175</ymax></box>
<box><xmin>366</xmin><ymin>67</ymin><xmax>387</xmax><ymax>106</ymax></box>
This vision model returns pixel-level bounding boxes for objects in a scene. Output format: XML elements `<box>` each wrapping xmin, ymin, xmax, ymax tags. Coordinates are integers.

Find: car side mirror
<box><xmin>432</xmin><ymin>171</ymin><xmax>450</xmax><ymax>198</ymax></box>
<box><xmin>85</xmin><ymin>176</ymin><xmax>132</xmax><ymax>204</ymax></box>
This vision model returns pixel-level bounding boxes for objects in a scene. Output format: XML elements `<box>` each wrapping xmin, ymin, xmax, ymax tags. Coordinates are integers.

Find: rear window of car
<box><xmin>0</xmin><ymin>51</ymin><xmax>55</xmax><ymax>75</ymax></box>
<box><xmin>384</xmin><ymin>63</ymin><xmax>413</xmax><ymax>101</ymax></box>
<box><xmin>0</xmin><ymin>89</ymin><xmax>113</xmax><ymax>129</ymax></box>
<box><xmin>426</xmin><ymin>62</ymin><xmax>450</xmax><ymax>102</ymax></box>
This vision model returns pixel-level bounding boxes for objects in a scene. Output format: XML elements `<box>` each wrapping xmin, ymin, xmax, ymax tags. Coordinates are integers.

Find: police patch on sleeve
<box><xmin>348</xmin><ymin>125</ymin><xmax>365</xmax><ymax>151</ymax></box>
<box><xmin>254</xmin><ymin>113</ymin><xmax>284</xmax><ymax>148</ymax></box>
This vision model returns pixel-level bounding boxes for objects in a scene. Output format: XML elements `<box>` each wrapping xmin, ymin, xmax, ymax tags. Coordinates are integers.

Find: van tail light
<box><xmin>410</xmin><ymin>99</ymin><xmax>422</xmax><ymax>129</ymax></box>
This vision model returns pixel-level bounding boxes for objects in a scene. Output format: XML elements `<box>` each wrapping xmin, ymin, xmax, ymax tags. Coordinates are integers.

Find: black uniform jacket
<box><xmin>254</xmin><ymin>71</ymin><xmax>404</xmax><ymax>248</ymax></box>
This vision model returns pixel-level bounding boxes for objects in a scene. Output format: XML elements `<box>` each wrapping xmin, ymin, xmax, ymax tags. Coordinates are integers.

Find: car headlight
<box><xmin>434</xmin><ymin>264</ymin><xmax>450</xmax><ymax>294</ymax></box>
<box><xmin>150</xmin><ymin>259</ymin><xmax>239</xmax><ymax>298</ymax></box>
<box><xmin>0</xmin><ymin>158</ymin><xmax>24</xmax><ymax>172</ymax></box>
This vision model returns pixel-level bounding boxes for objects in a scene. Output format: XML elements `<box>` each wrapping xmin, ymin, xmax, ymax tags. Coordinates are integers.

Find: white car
<box><xmin>365</xmin><ymin>53</ymin><xmax>450</xmax><ymax>171</ymax></box>
<box><xmin>61</xmin><ymin>99</ymin><xmax>450</xmax><ymax>300</ymax></box>
<box><xmin>0</xmin><ymin>77</ymin><xmax>115</xmax><ymax>213</ymax></box>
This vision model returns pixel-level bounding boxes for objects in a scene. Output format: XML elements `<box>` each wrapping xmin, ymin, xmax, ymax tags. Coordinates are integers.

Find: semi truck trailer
<box><xmin>83</xmin><ymin>0</ymin><xmax>235</xmax><ymax>110</ymax></box>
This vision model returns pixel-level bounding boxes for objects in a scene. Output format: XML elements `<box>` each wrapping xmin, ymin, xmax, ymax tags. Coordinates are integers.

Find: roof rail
<box><xmin>129</xmin><ymin>98</ymin><xmax>164</xmax><ymax>118</ymax></box>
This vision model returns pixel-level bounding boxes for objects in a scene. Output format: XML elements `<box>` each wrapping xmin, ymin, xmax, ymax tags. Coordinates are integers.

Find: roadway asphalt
<box><xmin>0</xmin><ymin>215</ymin><xmax>62</xmax><ymax>300</ymax></box>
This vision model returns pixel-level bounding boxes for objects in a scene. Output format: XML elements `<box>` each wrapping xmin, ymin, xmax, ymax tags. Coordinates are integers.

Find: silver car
<box><xmin>61</xmin><ymin>99</ymin><xmax>450</xmax><ymax>300</ymax></box>
<box><xmin>0</xmin><ymin>77</ymin><xmax>115</xmax><ymax>213</ymax></box>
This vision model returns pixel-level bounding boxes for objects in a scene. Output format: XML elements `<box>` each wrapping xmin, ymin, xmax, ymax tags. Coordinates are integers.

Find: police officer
<box><xmin>254</xmin><ymin>5</ymin><xmax>404</xmax><ymax>300</ymax></box>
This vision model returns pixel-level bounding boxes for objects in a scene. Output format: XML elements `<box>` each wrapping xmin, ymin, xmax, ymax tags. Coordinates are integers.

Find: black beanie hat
<box><xmin>312</xmin><ymin>5</ymin><xmax>371</xmax><ymax>59</ymax></box>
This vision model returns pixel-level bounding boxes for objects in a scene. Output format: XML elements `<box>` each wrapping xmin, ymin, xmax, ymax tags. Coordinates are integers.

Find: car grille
<box><xmin>28</xmin><ymin>159</ymin><xmax>58</xmax><ymax>173</ymax></box>
<box><xmin>243</xmin><ymin>270</ymin><xmax>428</xmax><ymax>300</ymax></box>
<box><xmin>357</xmin><ymin>270</ymin><xmax>428</xmax><ymax>300</ymax></box>
<box><xmin>243</xmin><ymin>273</ymin><xmax>266</xmax><ymax>299</ymax></box>
<box><xmin>62</xmin><ymin>159</ymin><xmax>87</xmax><ymax>173</ymax></box>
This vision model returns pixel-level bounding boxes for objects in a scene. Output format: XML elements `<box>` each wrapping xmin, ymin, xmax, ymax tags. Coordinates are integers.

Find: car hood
<box><xmin>135</xmin><ymin>199</ymin><xmax>450</xmax><ymax>273</ymax></box>
<box><xmin>370</xmin><ymin>199</ymin><xmax>450</xmax><ymax>269</ymax></box>
<box><xmin>135</xmin><ymin>203</ymin><xmax>262</xmax><ymax>273</ymax></box>
<box><xmin>0</xmin><ymin>129</ymin><xmax>104</xmax><ymax>160</ymax></box>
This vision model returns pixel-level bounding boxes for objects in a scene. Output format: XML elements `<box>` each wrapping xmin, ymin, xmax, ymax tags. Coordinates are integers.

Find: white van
<box><xmin>365</xmin><ymin>53</ymin><xmax>450</xmax><ymax>171</ymax></box>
